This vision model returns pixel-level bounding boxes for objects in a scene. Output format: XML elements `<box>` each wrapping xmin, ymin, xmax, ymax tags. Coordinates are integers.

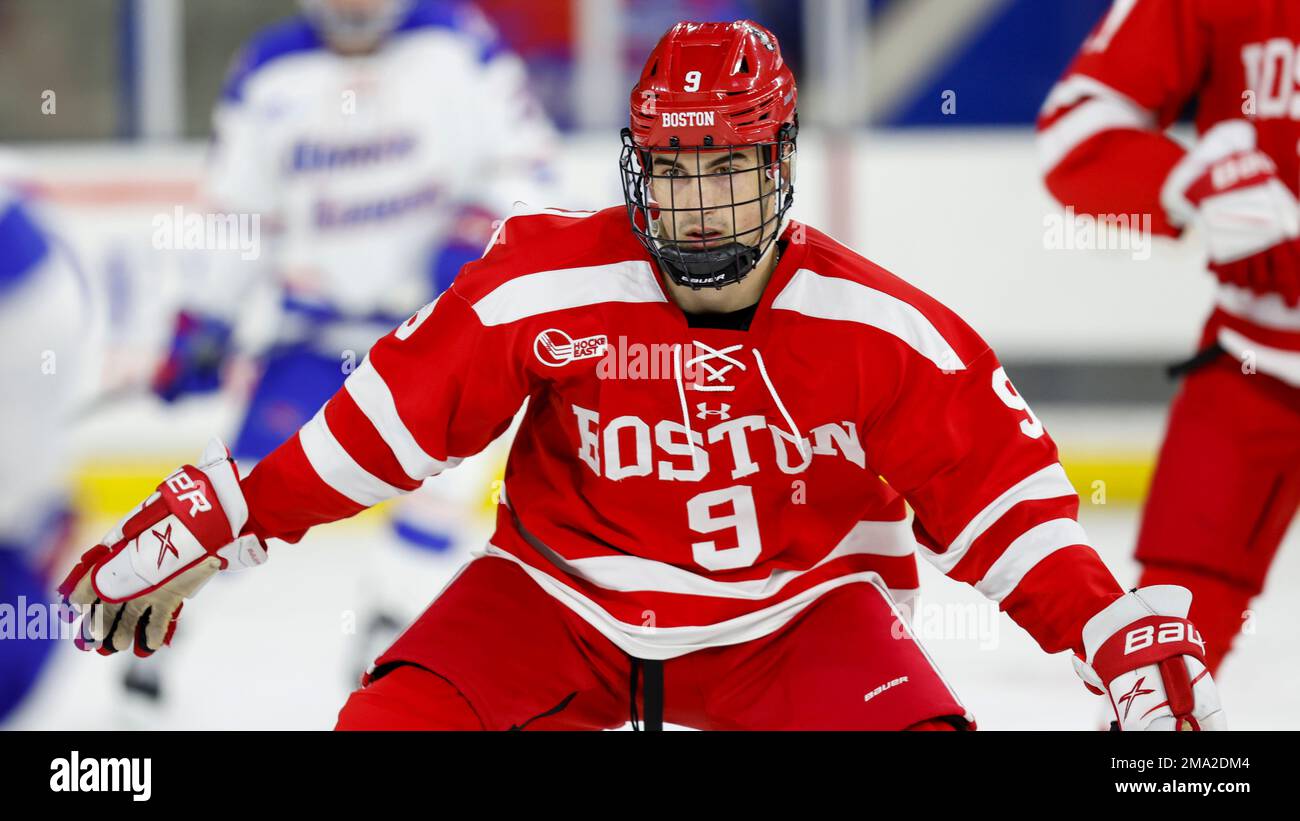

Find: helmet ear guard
<box><xmin>766</xmin><ymin>126</ymin><xmax>798</xmax><ymax>186</ymax></box>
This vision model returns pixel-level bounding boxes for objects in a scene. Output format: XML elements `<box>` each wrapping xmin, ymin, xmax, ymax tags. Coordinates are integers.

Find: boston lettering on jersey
<box><xmin>1243</xmin><ymin>39</ymin><xmax>1300</xmax><ymax>121</ymax></box>
<box><xmin>571</xmin><ymin>404</ymin><xmax>865</xmax><ymax>482</ymax></box>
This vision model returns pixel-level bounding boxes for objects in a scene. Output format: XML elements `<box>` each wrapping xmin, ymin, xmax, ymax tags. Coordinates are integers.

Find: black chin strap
<box><xmin>659</xmin><ymin>242</ymin><xmax>763</xmax><ymax>290</ymax></box>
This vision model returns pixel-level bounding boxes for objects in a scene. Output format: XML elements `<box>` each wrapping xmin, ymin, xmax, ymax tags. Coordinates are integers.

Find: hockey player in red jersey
<box><xmin>58</xmin><ymin>20</ymin><xmax>1224</xmax><ymax>730</ymax></box>
<box><xmin>1038</xmin><ymin>0</ymin><xmax>1300</xmax><ymax>678</ymax></box>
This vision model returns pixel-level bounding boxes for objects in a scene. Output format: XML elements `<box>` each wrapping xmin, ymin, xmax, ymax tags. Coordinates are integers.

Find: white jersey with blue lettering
<box><xmin>200</xmin><ymin>0</ymin><xmax>556</xmax><ymax>325</ymax></box>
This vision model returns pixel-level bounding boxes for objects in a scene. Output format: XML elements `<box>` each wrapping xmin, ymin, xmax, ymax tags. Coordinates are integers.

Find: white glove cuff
<box><xmin>1080</xmin><ymin>585</ymin><xmax>1192</xmax><ymax>661</ymax></box>
<box><xmin>1159</xmin><ymin>119</ymin><xmax>1258</xmax><ymax>227</ymax></box>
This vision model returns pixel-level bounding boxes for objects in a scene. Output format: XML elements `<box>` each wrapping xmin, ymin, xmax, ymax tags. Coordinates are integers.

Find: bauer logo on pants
<box><xmin>534</xmin><ymin>329</ymin><xmax>608</xmax><ymax>367</ymax></box>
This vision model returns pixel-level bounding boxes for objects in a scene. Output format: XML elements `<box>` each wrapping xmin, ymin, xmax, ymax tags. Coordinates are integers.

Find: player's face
<box><xmin>311</xmin><ymin>0</ymin><xmax>400</xmax><ymax>52</ymax></box>
<box><xmin>647</xmin><ymin>146</ymin><xmax>781</xmax><ymax>251</ymax></box>
<box><xmin>322</xmin><ymin>0</ymin><xmax>391</xmax><ymax>20</ymax></box>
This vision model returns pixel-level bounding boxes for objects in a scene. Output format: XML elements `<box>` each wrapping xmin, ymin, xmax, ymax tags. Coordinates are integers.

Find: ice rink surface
<box><xmin>11</xmin><ymin>502</ymin><xmax>1298</xmax><ymax>731</ymax></box>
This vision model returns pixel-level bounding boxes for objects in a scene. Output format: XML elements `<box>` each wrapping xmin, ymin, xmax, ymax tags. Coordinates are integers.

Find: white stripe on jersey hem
<box><xmin>922</xmin><ymin>463</ymin><xmax>1078</xmax><ymax>575</ymax></box>
<box><xmin>471</xmin><ymin>260</ymin><xmax>667</xmax><ymax>326</ymax></box>
<box><xmin>344</xmin><ymin>357</ymin><xmax>462</xmax><ymax>480</ymax></box>
<box><xmin>298</xmin><ymin>408</ymin><xmax>407</xmax><ymax>507</ymax></box>
<box><xmin>475</xmin><ymin>542</ymin><xmax>897</xmax><ymax>660</ymax></box>
<box><xmin>1216</xmin><ymin>284</ymin><xmax>1300</xmax><ymax>332</ymax></box>
<box><xmin>514</xmin><ymin>517</ymin><xmax>917</xmax><ymax>600</ymax></box>
<box><xmin>973</xmin><ymin>517</ymin><xmax>1091</xmax><ymax>602</ymax></box>
<box><xmin>1218</xmin><ymin>327</ymin><xmax>1300</xmax><ymax>387</ymax></box>
<box><xmin>771</xmin><ymin>268</ymin><xmax>965</xmax><ymax>371</ymax></box>
<box><xmin>1037</xmin><ymin>77</ymin><xmax>1153</xmax><ymax>174</ymax></box>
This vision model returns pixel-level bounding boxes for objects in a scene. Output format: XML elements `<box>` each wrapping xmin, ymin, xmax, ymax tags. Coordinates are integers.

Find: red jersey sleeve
<box><xmin>1037</xmin><ymin>0</ymin><xmax>1212</xmax><ymax>235</ymax></box>
<box><xmin>240</xmin><ymin>287</ymin><xmax>531</xmax><ymax>542</ymax></box>
<box><xmin>863</xmin><ymin>334</ymin><xmax>1123</xmax><ymax>656</ymax></box>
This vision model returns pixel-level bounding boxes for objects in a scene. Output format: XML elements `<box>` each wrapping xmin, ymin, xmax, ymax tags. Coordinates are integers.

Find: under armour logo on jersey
<box><xmin>152</xmin><ymin>524</ymin><xmax>180</xmax><ymax>570</ymax></box>
<box><xmin>696</xmin><ymin>403</ymin><xmax>731</xmax><ymax>421</ymax></box>
<box><xmin>1117</xmin><ymin>676</ymin><xmax>1156</xmax><ymax>720</ymax></box>
<box><xmin>534</xmin><ymin>328</ymin><xmax>609</xmax><ymax>367</ymax></box>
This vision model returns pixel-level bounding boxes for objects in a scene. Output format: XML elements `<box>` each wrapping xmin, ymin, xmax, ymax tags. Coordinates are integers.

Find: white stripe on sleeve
<box><xmin>343</xmin><ymin>357</ymin><xmax>462</xmax><ymax>481</ymax></box>
<box><xmin>920</xmin><ymin>463</ymin><xmax>1079</xmax><ymax>574</ymax></box>
<box><xmin>771</xmin><ymin>269</ymin><xmax>965</xmax><ymax>372</ymax></box>
<box><xmin>973</xmin><ymin>517</ymin><xmax>1091</xmax><ymax>602</ymax></box>
<box><xmin>298</xmin><ymin>408</ymin><xmax>407</xmax><ymax>507</ymax></box>
<box><xmin>1037</xmin><ymin>76</ymin><xmax>1153</xmax><ymax>173</ymax></box>
<box><xmin>470</xmin><ymin>260</ymin><xmax>666</xmax><ymax>326</ymax></box>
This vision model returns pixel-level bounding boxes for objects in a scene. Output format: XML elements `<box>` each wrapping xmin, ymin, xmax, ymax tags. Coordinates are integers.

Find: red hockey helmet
<box><xmin>620</xmin><ymin>20</ymin><xmax>798</xmax><ymax>289</ymax></box>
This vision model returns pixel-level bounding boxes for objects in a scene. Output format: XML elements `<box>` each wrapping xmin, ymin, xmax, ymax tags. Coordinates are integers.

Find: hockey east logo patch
<box><xmin>534</xmin><ymin>328</ymin><xmax>609</xmax><ymax>367</ymax></box>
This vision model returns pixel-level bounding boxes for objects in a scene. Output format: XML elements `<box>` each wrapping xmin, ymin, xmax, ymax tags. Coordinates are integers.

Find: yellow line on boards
<box><xmin>69</xmin><ymin>450</ymin><xmax>1156</xmax><ymax>521</ymax></box>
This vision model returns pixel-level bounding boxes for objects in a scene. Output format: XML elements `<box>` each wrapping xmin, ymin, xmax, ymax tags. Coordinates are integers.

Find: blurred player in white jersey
<box><xmin>0</xmin><ymin>157</ymin><xmax>88</xmax><ymax>725</ymax></box>
<box><xmin>145</xmin><ymin>0</ymin><xmax>558</xmax><ymax>688</ymax></box>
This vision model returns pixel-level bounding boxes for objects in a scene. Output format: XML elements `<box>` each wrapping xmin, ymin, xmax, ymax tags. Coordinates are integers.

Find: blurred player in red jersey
<box><xmin>1038</xmin><ymin>0</ymin><xmax>1300</xmax><ymax>678</ymax></box>
<box><xmin>56</xmin><ymin>21</ymin><xmax>1224</xmax><ymax>730</ymax></box>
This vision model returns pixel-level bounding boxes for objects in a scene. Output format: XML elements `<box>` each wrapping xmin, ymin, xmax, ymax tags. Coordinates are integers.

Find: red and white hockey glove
<box><xmin>1162</xmin><ymin>119</ymin><xmax>1300</xmax><ymax>306</ymax></box>
<box><xmin>57</xmin><ymin>440</ymin><xmax>267</xmax><ymax>657</ymax></box>
<box><xmin>1073</xmin><ymin>586</ymin><xmax>1225</xmax><ymax>731</ymax></box>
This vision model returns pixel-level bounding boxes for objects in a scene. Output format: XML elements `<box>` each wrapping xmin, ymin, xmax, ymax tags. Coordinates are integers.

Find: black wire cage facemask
<box><xmin>619</xmin><ymin>122</ymin><xmax>797</xmax><ymax>290</ymax></box>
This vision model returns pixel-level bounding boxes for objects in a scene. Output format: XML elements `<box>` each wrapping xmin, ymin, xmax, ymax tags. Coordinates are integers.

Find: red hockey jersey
<box><xmin>240</xmin><ymin>206</ymin><xmax>1122</xmax><ymax>660</ymax></box>
<box><xmin>1038</xmin><ymin>0</ymin><xmax>1300</xmax><ymax>385</ymax></box>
